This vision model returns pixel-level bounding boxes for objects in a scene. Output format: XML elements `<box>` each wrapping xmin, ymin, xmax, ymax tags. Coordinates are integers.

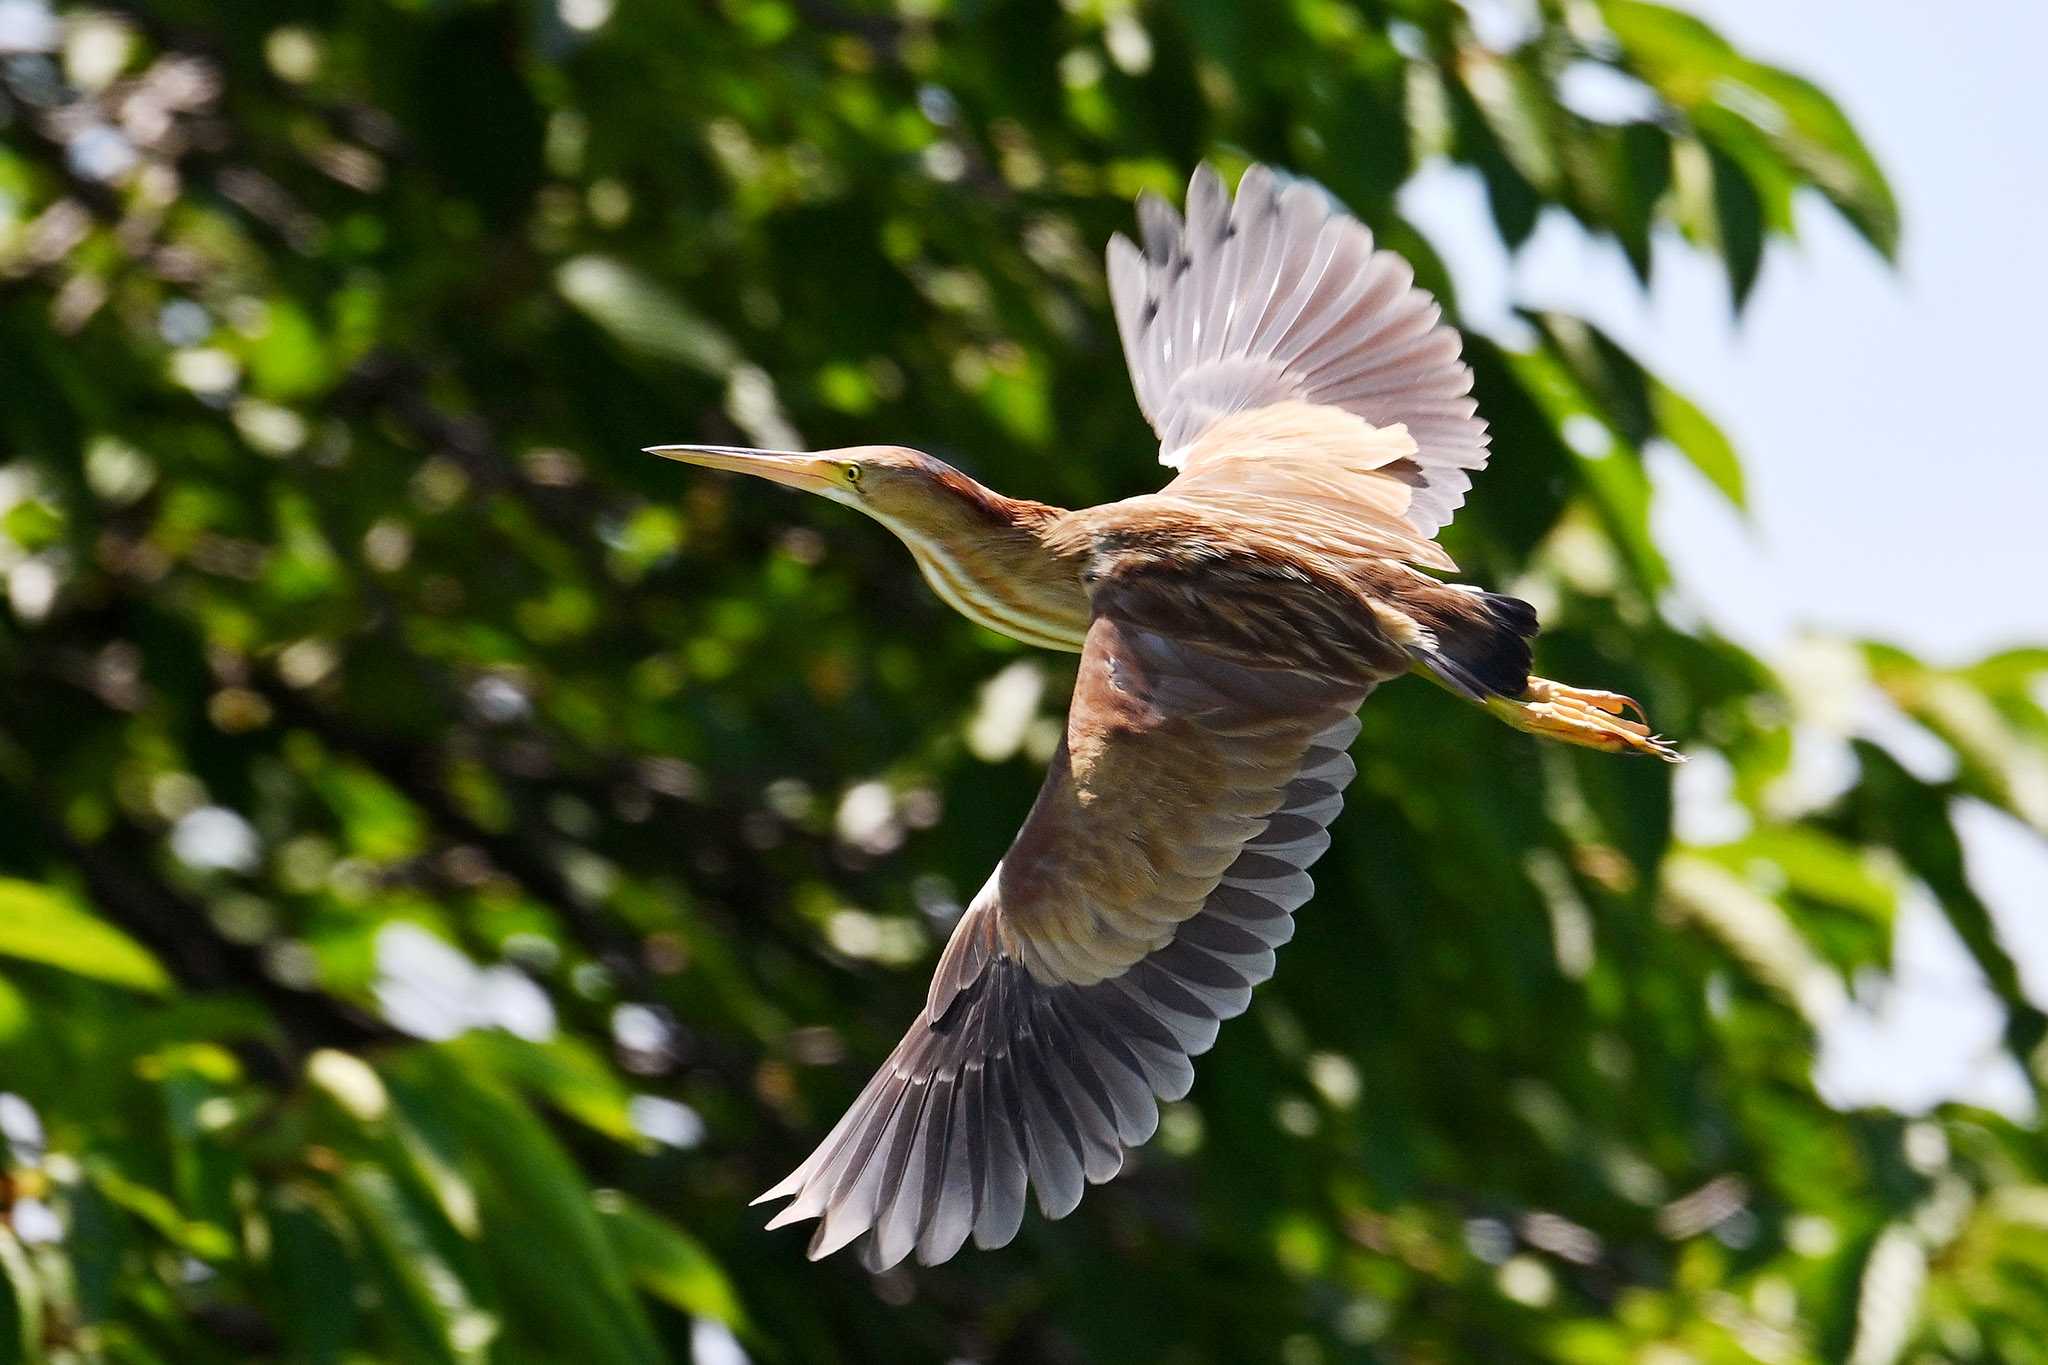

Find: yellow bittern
<box><xmin>651</xmin><ymin>164</ymin><xmax>1679</xmax><ymax>1271</ymax></box>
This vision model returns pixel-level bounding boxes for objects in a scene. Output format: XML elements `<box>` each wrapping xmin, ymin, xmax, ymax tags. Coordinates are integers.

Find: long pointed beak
<box><xmin>644</xmin><ymin>444</ymin><xmax>844</xmax><ymax>494</ymax></box>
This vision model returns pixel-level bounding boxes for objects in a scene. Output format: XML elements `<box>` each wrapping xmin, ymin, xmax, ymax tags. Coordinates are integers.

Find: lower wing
<box><xmin>754</xmin><ymin>605</ymin><xmax>1371</xmax><ymax>1268</ymax></box>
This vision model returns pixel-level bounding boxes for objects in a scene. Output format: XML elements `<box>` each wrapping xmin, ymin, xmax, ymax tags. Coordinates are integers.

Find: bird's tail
<box><xmin>1401</xmin><ymin>583</ymin><xmax>1682</xmax><ymax>761</ymax></box>
<box><xmin>1404</xmin><ymin>586</ymin><xmax>1538</xmax><ymax>703</ymax></box>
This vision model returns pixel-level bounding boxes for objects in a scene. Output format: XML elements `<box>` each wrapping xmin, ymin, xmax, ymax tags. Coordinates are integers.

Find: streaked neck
<box><xmin>869</xmin><ymin>489</ymin><xmax>1090</xmax><ymax>652</ymax></box>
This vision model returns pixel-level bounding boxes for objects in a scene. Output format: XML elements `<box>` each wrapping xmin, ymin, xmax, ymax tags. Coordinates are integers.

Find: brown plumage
<box><xmin>649</xmin><ymin>163</ymin><xmax>1680</xmax><ymax>1270</ymax></box>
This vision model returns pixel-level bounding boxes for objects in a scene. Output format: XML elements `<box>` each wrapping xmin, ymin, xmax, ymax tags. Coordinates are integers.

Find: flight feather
<box><xmin>1108</xmin><ymin>163</ymin><xmax>1490</xmax><ymax>538</ymax></box>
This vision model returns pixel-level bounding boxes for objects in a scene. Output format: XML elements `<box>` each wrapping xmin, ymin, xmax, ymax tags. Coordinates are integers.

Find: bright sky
<box><xmin>1405</xmin><ymin>0</ymin><xmax>2048</xmax><ymax>1114</ymax></box>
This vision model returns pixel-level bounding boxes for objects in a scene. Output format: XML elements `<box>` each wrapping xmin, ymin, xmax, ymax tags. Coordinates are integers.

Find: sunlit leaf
<box><xmin>1508</xmin><ymin>340</ymin><xmax>1670</xmax><ymax>593</ymax></box>
<box><xmin>1458</xmin><ymin>47</ymin><xmax>1561</xmax><ymax>193</ymax></box>
<box><xmin>0</xmin><ymin>1228</ymin><xmax>40</xmax><ymax>1365</ymax></box>
<box><xmin>1662</xmin><ymin>852</ymin><xmax>1843</xmax><ymax>1026</ymax></box>
<box><xmin>237</xmin><ymin>299</ymin><xmax>331</xmax><ymax>401</ymax></box>
<box><xmin>0</xmin><ymin>879</ymin><xmax>171</xmax><ymax>995</ymax></box>
<box><xmin>556</xmin><ymin>255</ymin><xmax>741</xmax><ymax>376</ymax></box>
<box><xmin>337</xmin><ymin>1166</ymin><xmax>495</xmax><ymax>1365</ymax></box>
<box><xmin>1695</xmin><ymin>826</ymin><xmax>1896</xmax><ymax>921</ymax></box>
<box><xmin>1650</xmin><ymin>378</ymin><xmax>1747</xmax><ymax>511</ymax></box>
<box><xmin>446</xmin><ymin>1033</ymin><xmax>640</xmax><ymax>1144</ymax></box>
<box><xmin>1601</xmin><ymin>0</ymin><xmax>1899</xmax><ymax>257</ymax></box>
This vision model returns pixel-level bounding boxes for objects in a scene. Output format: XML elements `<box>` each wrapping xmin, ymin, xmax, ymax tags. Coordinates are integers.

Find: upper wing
<box><xmin>753</xmin><ymin>601</ymin><xmax>1371</xmax><ymax>1269</ymax></box>
<box><xmin>1156</xmin><ymin>401</ymin><xmax>1458</xmax><ymax>572</ymax></box>
<box><xmin>1108</xmin><ymin>163</ymin><xmax>1489</xmax><ymax>539</ymax></box>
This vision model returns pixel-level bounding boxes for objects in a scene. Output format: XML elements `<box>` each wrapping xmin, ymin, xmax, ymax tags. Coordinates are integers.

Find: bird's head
<box><xmin>646</xmin><ymin>442</ymin><xmax>1010</xmax><ymax>535</ymax></box>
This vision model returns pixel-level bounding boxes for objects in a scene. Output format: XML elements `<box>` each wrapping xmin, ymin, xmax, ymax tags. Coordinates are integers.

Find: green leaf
<box><xmin>0</xmin><ymin>978</ymin><xmax>26</xmax><ymax>1044</ymax></box>
<box><xmin>1650</xmin><ymin>378</ymin><xmax>1747</xmax><ymax>510</ymax></box>
<box><xmin>0</xmin><ymin>1228</ymin><xmax>40</xmax><ymax>1365</ymax></box>
<box><xmin>89</xmin><ymin>1162</ymin><xmax>230</xmax><ymax>1258</ymax></box>
<box><xmin>1961</xmin><ymin>647</ymin><xmax>2048</xmax><ymax>695</ymax></box>
<box><xmin>398</xmin><ymin>1052</ymin><xmax>661</xmax><ymax>1365</ymax></box>
<box><xmin>1451</xmin><ymin>80</ymin><xmax>1543</xmax><ymax>247</ymax></box>
<box><xmin>1535</xmin><ymin>312</ymin><xmax>1652</xmax><ymax>442</ymax></box>
<box><xmin>1661</xmin><ymin>853</ymin><xmax>1841</xmax><ymax>1026</ymax></box>
<box><xmin>1707</xmin><ymin>143</ymin><xmax>1766</xmax><ymax>308</ymax></box>
<box><xmin>267</xmin><ymin>1187</ymin><xmax>361</xmax><ymax>1364</ymax></box>
<box><xmin>337</xmin><ymin>1166</ymin><xmax>495</xmax><ymax>1365</ymax></box>
<box><xmin>0</xmin><ymin>879</ymin><xmax>172</xmax><ymax>995</ymax></box>
<box><xmin>1670</xmin><ymin>135</ymin><xmax>1771</xmax><ymax>305</ymax></box>
<box><xmin>445</xmin><ymin>1033</ymin><xmax>640</xmax><ymax>1144</ymax></box>
<box><xmin>556</xmin><ymin>255</ymin><xmax>741</xmax><ymax>376</ymax></box>
<box><xmin>1601</xmin><ymin>0</ymin><xmax>1899</xmax><ymax>257</ymax></box>
<box><xmin>63</xmin><ymin>1179</ymin><xmax>124</xmax><ymax>1334</ymax></box>
<box><xmin>1845</xmin><ymin>742</ymin><xmax>2048</xmax><ymax>1070</ymax></box>
<box><xmin>1696</xmin><ymin>827</ymin><xmax>1897</xmax><ymax>921</ymax></box>
<box><xmin>238</xmin><ymin>298</ymin><xmax>330</xmax><ymax>400</ymax></box>
<box><xmin>313</xmin><ymin>762</ymin><xmax>426</xmax><ymax>864</ymax></box>
<box><xmin>1738</xmin><ymin>63</ymin><xmax>1901</xmax><ymax>256</ymax></box>
<box><xmin>1868</xmin><ymin>652</ymin><xmax>2048</xmax><ymax>835</ymax></box>
<box><xmin>1510</xmin><ymin>326</ymin><xmax>1670</xmax><ymax>594</ymax></box>
<box><xmin>1457</xmin><ymin>47</ymin><xmax>1561</xmax><ymax>192</ymax></box>
<box><xmin>594</xmin><ymin>1192</ymin><xmax>749</xmax><ymax>1331</ymax></box>
<box><xmin>1564</xmin><ymin>120</ymin><xmax>1670</xmax><ymax>284</ymax></box>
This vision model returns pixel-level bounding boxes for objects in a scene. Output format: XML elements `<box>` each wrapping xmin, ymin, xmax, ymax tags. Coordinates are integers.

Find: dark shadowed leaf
<box><xmin>595</xmin><ymin>1192</ymin><xmax>749</xmax><ymax>1331</ymax></box>
<box><xmin>266</xmin><ymin>1188</ymin><xmax>361</xmax><ymax>1364</ymax></box>
<box><xmin>398</xmin><ymin>1052</ymin><xmax>662</xmax><ymax>1365</ymax></box>
<box><xmin>1709</xmin><ymin>143</ymin><xmax>1767</xmax><ymax>308</ymax></box>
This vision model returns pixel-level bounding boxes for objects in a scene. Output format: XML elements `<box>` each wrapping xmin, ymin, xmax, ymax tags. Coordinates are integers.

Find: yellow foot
<box><xmin>1484</xmin><ymin>677</ymin><xmax>1684</xmax><ymax>763</ymax></box>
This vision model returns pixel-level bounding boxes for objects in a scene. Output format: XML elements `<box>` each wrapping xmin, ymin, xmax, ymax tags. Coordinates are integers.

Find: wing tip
<box><xmin>756</xmin><ymin>671</ymin><xmax>1368</xmax><ymax>1270</ymax></box>
<box><xmin>1109</xmin><ymin>160</ymin><xmax>1489</xmax><ymax>536</ymax></box>
<box><xmin>761</xmin><ymin>1198</ymin><xmax>810</xmax><ymax>1229</ymax></box>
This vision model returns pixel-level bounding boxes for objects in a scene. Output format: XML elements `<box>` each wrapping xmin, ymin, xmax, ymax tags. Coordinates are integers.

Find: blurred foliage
<box><xmin>0</xmin><ymin>0</ymin><xmax>2043</xmax><ymax>1361</ymax></box>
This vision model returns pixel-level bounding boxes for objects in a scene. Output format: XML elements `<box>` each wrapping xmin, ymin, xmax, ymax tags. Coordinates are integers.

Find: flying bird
<box><xmin>650</xmin><ymin>163</ymin><xmax>1680</xmax><ymax>1271</ymax></box>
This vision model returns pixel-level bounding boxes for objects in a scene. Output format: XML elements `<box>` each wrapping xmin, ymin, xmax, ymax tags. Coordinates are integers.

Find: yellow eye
<box><xmin>844</xmin><ymin>464</ymin><xmax>862</xmax><ymax>487</ymax></box>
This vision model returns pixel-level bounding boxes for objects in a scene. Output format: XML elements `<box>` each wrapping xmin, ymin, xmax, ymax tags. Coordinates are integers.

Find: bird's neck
<box><xmin>871</xmin><ymin>479</ymin><xmax>1092</xmax><ymax>652</ymax></box>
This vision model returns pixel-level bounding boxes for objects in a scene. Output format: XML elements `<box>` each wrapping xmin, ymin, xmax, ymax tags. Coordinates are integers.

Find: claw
<box><xmin>1526</xmin><ymin>679</ymin><xmax>1647</xmax><ymax>724</ymax></box>
<box><xmin>1591</xmin><ymin>690</ymin><xmax>1649</xmax><ymax>725</ymax></box>
<box><xmin>1486</xmin><ymin>676</ymin><xmax>1684</xmax><ymax>763</ymax></box>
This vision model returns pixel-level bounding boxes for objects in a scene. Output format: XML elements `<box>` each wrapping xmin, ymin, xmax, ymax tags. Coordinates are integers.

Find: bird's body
<box><xmin>651</xmin><ymin>163</ymin><xmax>1678</xmax><ymax>1270</ymax></box>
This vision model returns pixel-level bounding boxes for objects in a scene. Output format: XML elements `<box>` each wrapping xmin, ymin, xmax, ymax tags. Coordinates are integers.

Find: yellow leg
<box><xmin>1482</xmin><ymin>676</ymin><xmax>1684</xmax><ymax>763</ymax></box>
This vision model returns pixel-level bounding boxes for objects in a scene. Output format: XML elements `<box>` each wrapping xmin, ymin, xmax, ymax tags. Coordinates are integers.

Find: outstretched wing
<box><xmin>753</xmin><ymin>599</ymin><xmax>1371</xmax><ymax>1269</ymax></box>
<box><xmin>1108</xmin><ymin>163</ymin><xmax>1489</xmax><ymax>539</ymax></box>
